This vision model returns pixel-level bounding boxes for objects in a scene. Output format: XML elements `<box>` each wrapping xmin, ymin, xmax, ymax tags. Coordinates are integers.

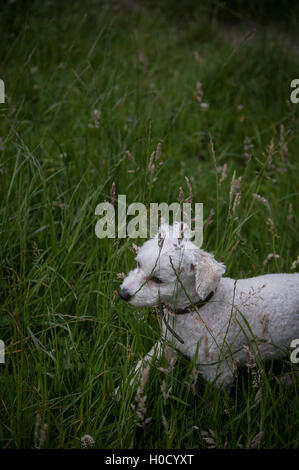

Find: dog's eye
<box><xmin>150</xmin><ymin>276</ymin><xmax>163</xmax><ymax>284</ymax></box>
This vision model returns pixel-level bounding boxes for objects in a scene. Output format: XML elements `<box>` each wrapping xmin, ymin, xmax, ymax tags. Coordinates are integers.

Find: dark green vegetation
<box><xmin>0</xmin><ymin>0</ymin><xmax>298</xmax><ymax>448</ymax></box>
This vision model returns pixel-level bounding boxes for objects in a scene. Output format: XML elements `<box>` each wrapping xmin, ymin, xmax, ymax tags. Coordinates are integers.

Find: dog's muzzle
<box><xmin>119</xmin><ymin>288</ymin><xmax>133</xmax><ymax>301</ymax></box>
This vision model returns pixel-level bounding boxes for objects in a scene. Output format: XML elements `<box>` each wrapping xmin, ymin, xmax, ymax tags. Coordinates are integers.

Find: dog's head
<box><xmin>119</xmin><ymin>222</ymin><xmax>225</xmax><ymax>308</ymax></box>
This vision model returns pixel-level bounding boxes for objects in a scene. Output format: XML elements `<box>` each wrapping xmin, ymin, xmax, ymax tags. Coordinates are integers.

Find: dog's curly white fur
<box><xmin>119</xmin><ymin>223</ymin><xmax>299</xmax><ymax>390</ymax></box>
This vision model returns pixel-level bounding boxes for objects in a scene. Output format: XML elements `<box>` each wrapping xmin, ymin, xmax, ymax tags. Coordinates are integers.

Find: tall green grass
<box><xmin>0</xmin><ymin>0</ymin><xmax>298</xmax><ymax>448</ymax></box>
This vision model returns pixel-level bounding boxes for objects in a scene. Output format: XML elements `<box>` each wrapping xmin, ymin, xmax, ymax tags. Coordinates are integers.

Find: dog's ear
<box><xmin>191</xmin><ymin>250</ymin><xmax>225</xmax><ymax>300</ymax></box>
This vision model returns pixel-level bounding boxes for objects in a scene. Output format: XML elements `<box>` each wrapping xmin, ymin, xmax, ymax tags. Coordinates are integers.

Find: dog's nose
<box><xmin>119</xmin><ymin>288</ymin><xmax>132</xmax><ymax>301</ymax></box>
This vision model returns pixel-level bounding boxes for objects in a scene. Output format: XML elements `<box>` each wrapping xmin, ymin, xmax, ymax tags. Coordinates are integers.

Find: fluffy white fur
<box><xmin>119</xmin><ymin>222</ymin><xmax>299</xmax><ymax>390</ymax></box>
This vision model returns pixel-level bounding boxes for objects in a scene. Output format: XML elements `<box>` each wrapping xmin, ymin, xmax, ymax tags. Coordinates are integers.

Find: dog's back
<box><xmin>164</xmin><ymin>273</ymin><xmax>299</xmax><ymax>370</ymax></box>
<box><xmin>233</xmin><ymin>273</ymin><xmax>299</xmax><ymax>357</ymax></box>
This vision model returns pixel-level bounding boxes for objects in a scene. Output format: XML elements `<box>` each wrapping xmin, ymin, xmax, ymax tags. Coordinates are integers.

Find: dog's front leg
<box><xmin>114</xmin><ymin>341</ymin><xmax>164</xmax><ymax>399</ymax></box>
<box><xmin>129</xmin><ymin>341</ymin><xmax>163</xmax><ymax>388</ymax></box>
<box><xmin>201</xmin><ymin>362</ymin><xmax>234</xmax><ymax>393</ymax></box>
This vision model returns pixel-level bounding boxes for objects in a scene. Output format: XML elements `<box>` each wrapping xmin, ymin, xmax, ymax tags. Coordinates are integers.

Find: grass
<box><xmin>0</xmin><ymin>0</ymin><xmax>298</xmax><ymax>449</ymax></box>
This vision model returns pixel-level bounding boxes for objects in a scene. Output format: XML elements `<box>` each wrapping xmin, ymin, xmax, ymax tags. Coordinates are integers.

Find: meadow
<box><xmin>0</xmin><ymin>0</ymin><xmax>298</xmax><ymax>448</ymax></box>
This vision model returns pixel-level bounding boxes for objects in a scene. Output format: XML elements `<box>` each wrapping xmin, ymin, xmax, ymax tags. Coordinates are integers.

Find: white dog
<box><xmin>119</xmin><ymin>222</ymin><xmax>299</xmax><ymax>390</ymax></box>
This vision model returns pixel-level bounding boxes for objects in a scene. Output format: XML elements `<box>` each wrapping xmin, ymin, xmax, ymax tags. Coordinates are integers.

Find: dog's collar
<box><xmin>157</xmin><ymin>291</ymin><xmax>215</xmax><ymax>345</ymax></box>
<box><xmin>168</xmin><ymin>291</ymin><xmax>215</xmax><ymax>315</ymax></box>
